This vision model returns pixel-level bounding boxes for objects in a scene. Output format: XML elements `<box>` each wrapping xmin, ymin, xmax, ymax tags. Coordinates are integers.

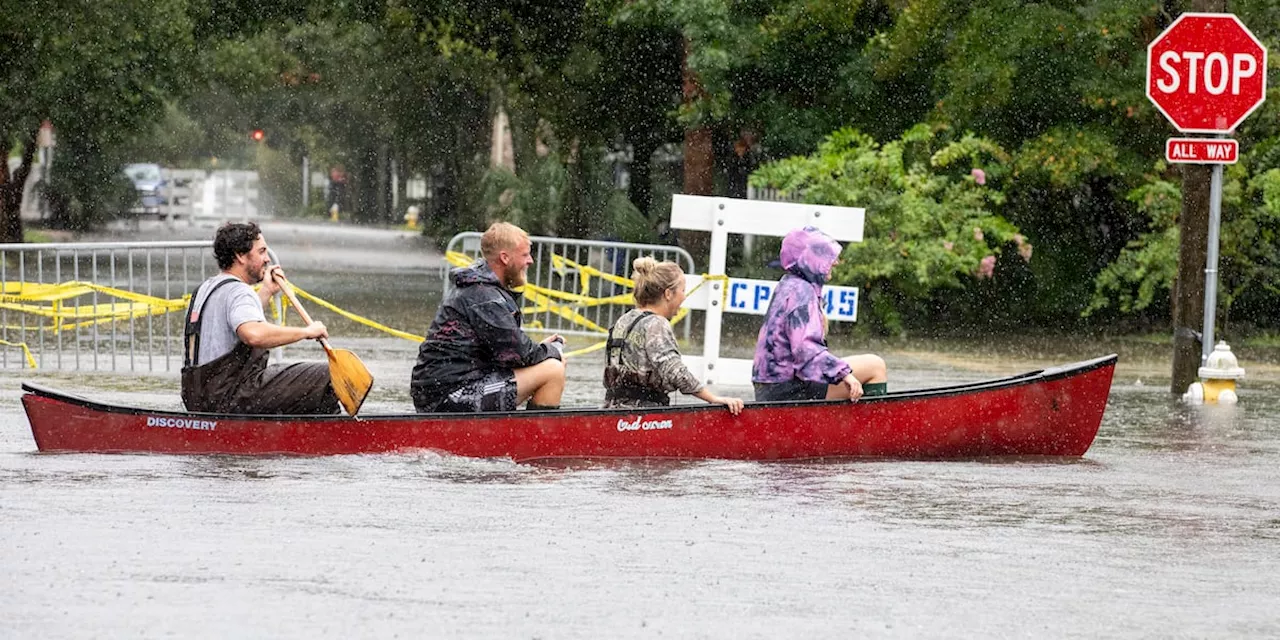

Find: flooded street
<box><xmin>18</xmin><ymin>0</ymin><xmax>1280</xmax><ymax>634</ymax></box>
<box><xmin>2</xmin><ymin>266</ymin><xmax>1279</xmax><ymax>637</ymax></box>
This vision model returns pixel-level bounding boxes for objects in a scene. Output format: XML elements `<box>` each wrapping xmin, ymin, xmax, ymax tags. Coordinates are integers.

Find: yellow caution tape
<box><xmin>444</xmin><ymin>251</ymin><xmax>475</xmax><ymax>268</ymax></box>
<box><xmin>287</xmin><ymin>284</ymin><xmax>426</xmax><ymax>343</ymax></box>
<box><xmin>551</xmin><ymin>254</ymin><xmax>636</xmax><ymax>290</ymax></box>
<box><xmin>0</xmin><ymin>281</ymin><xmax>189</xmax><ymax>333</ymax></box>
<box><xmin>562</xmin><ymin>340</ymin><xmax>608</xmax><ymax>359</ymax></box>
<box><xmin>0</xmin><ymin>339</ymin><xmax>37</xmax><ymax>368</ymax></box>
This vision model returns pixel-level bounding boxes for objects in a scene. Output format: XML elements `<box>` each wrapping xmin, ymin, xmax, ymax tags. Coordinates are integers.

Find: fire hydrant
<box><xmin>1183</xmin><ymin>341</ymin><xmax>1245</xmax><ymax>405</ymax></box>
<box><xmin>404</xmin><ymin>205</ymin><xmax>420</xmax><ymax>230</ymax></box>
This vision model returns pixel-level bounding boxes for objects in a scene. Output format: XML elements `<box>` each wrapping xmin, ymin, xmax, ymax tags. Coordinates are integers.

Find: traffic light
<box><xmin>251</xmin><ymin>129</ymin><xmax>265</xmax><ymax>142</ymax></box>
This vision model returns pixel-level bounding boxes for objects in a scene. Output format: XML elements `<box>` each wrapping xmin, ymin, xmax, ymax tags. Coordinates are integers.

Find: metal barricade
<box><xmin>0</xmin><ymin>241</ymin><xmax>216</xmax><ymax>372</ymax></box>
<box><xmin>444</xmin><ymin>232</ymin><xmax>696</xmax><ymax>340</ymax></box>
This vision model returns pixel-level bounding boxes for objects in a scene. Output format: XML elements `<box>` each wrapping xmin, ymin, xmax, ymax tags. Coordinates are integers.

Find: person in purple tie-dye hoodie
<box><xmin>752</xmin><ymin>226</ymin><xmax>887</xmax><ymax>402</ymax></box>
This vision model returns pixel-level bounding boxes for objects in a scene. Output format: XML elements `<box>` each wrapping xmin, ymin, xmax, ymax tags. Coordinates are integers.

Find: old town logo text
<box><xmin>616</xmin><ymin>416</ymin><xmax>674</xmax><ymax>432</ymax></box>
<box><xmin>146</xmin><ymin>416</ymin><xmax>217</xmax><ymax>431</ymax></box>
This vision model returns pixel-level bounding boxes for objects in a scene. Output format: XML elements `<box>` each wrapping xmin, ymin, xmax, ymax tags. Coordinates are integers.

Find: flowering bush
<box><xmin>750</xmin><ymin>125</ymin><xmax>1023</xmax><ymax>330</ymax></box>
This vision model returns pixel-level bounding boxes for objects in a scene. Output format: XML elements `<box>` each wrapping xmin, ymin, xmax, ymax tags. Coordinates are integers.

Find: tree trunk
<box><xmin>0</xmin><ymin>129</ymin><xmax>37</xmax><ymax>244</ymax></box>
<box><xmin>718</xmin><ymin>129</ymin><xmax>755</xmax><ymax>199</ymax></box>
<box><xmin>1171</xmin><ymin>164</ymin><xmax>1211</xmax><ymax>395</ymax></box>
<box><xmin>560</xmin><ymin>138</ymin><xmax>590</xmax><ymax>239</ymax></box>
<box><xmin>434</xmin><ymin>161</ymin><xmax>458</xmax><ymax>228</ymax></box>
<box><xmin>628</xmin><ymin>137</ymin><xmax>657</xmax><ymax>218</ymax></box>
<box><xmin>680</xmin><ymin>37</ymin><xmax>713</xmax><ymax>255</ymax></box>
<box><xmin>353</xmin><ymin>145</ymin><xmax>379</xmax><ymax>224</ymax></box>
<box><xmin>683</xmin><ymin>127</ymin><xmax>713</xmax><ymax>195</ymax></box>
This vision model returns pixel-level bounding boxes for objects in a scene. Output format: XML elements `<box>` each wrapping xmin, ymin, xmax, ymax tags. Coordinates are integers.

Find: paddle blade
<box><xmin>326</xmin><ymin>348</ymin><xmax>374</xmax><ymax>416</ymax></box>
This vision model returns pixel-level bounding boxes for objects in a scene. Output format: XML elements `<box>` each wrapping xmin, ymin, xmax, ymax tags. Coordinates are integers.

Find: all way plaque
<box><xmin>1165</xmin><ymin>138</ymin><xmax>1239</xmax><ymax>164</ymax></box>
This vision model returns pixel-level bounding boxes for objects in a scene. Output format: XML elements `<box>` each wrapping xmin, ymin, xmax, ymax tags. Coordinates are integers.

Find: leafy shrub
<box><xmin>751</xmin><ymin>125</ymin><xmax>1024</xmax><ymax>332</ymax></box>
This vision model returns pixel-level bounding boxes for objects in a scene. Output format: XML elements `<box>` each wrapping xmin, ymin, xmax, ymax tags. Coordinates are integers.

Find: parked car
<box><xmin>124</xmin><ymin>163</ymin><xmax>166</xmax><ymax>211</ymax></box>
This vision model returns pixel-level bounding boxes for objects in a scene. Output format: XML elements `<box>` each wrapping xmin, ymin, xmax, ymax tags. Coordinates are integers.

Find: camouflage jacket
<box><xmin>603</xmin><ymin>308</ymin><xmax>703</xmax><ymax>408</ymax></box>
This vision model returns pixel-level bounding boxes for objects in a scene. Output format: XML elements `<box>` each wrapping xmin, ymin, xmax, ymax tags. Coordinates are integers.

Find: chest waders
<box><xmin>603</xmin><ymin>311</ymin><xmax>670</xmax><ymax>406</ymax></box>
<box><xmin>180</xmin><ymin>277</ymin><xmax>340</xmax><ymax>415</ymax></box>
<box><xmin>180</xmin><ymin>277</ymin><xmax>271</xmax><ymax>413</ymax></box>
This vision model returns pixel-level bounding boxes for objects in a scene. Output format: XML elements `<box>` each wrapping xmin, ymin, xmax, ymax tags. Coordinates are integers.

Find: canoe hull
<box><xmin>22</xmin><ymin>356</ymin><xmax>1116</xmax><ymax>461</ymax></box>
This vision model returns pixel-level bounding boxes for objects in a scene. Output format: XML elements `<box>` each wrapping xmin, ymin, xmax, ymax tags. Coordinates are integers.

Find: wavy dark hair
<box><xmin>213</xmin><ymin>222</ymin><xmax>262</xmax><ymax>270</ymax></box>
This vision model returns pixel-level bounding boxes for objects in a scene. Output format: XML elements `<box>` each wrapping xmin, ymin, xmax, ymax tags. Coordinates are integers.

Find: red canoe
<box><xmin>21</xmin><ymin>355</ymin><xmax>1116</xmax><ymax>461</ymax></box>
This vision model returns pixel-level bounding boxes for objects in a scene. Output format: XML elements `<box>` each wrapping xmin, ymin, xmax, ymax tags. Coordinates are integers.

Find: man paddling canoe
<box><xmin>181</xmin><ymin>221</ymin><xmax>340</xmax><ymax>414</ymax></box>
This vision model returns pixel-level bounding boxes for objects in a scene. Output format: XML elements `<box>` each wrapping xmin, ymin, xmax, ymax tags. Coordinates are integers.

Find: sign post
<box><xmin>1146</xmin><ymin>13</ymin><xmax>1267</xmax><ymax>367</ymax></box>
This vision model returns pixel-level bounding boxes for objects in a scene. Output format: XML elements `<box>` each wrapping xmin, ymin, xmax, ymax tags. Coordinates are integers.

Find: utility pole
<box><xmin>1169</xmin><ymin>0</ymin><xmax>1228</xmax><ymax>395</ymax></box>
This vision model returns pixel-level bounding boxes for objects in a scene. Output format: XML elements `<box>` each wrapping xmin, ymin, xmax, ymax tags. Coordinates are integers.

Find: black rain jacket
<box><xmin>410</xmin><ymin>261</ymin><xmax>559</xmax><ymax>408</ymax></box>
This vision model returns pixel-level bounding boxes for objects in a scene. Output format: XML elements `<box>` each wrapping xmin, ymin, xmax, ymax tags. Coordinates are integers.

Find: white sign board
<box><xmin>406</xmin><ymin>176</ymin><xmax>428</xmax><ymax>200</ymax></box>
<box><xmin>724</xmin><ymin>278</ymin><xmax>858</xmax><ymax>322</ymax></box>
<box><xmin>671</xmin><ymin>195</ymin><xmax>867</xmax><ymax>386</ymax></box>
<box><xmin>670</xmin><ymin>194</ymin><xmax>864</xmax><ymax>241</ymax></box>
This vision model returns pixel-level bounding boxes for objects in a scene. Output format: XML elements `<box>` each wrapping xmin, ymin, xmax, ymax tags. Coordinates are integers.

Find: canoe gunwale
<box><xmin>21</xmin><ymin>354</ymin><xmax>1119</xmax><ymax>422</ymax></box>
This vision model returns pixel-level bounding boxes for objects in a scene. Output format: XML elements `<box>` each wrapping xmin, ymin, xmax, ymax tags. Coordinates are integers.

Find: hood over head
<box><xmin>451</xmin><ymin>260</ymin><xmax>502</xmax><ymax>288</ymax></box>
<box><xmin>780</xmin><ymin>226</ymin><xmax>841</xmax><ymax>284</ymax></box>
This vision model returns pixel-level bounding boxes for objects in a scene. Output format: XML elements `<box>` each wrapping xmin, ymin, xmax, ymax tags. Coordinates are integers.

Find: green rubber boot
<box><xmin>862</xmin><ymin>382</ymin><xmax>888</xmax><ymax>397</ymax></box>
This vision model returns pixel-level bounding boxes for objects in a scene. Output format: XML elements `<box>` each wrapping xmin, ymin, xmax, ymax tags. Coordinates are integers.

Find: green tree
<box><xmin>1088</xmin><ymin>157</ymin><xmax>1280</xmax><ymax>331</ymax></box>
<box><xmin>1</xmin><ymin>0</ymin><xmax>195</xmax><ymax>236</ymax></box>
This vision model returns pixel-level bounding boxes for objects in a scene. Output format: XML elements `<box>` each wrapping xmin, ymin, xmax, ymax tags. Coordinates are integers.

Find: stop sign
<box><xmin>1147</xmin><ymin>13</ymin><xmax>1268</xmax><ymax>134</ymax></box>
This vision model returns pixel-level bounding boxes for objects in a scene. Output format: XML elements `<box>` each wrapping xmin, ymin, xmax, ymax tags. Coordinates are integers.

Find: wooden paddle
<box><xmin>272</xmin><ymin>272</ymin><xmax>373</xmax><ymax>416</ymax></box>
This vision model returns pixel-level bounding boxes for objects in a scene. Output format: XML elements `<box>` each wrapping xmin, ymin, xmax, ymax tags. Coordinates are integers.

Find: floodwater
<box><xmin>2</xmin><ymin>268</ymin><xmax>1280</xmax><ymax>638</ymax></box>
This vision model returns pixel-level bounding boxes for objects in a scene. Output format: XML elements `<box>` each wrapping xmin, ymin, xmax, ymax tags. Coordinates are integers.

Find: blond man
<box><xmin>410</xmin><ymin>222</ymin><xmax>566</xmax><ymax>412</ymax></box>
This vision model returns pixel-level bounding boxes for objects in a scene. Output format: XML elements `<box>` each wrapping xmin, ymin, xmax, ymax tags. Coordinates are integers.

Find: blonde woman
<box><xmin>603</xmin><ymin>257</ymin><xmax>744</xmax><ymax>414</ymax></box>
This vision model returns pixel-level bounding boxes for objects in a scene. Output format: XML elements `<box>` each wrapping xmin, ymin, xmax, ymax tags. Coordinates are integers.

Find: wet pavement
<box><xmin>90</xmin><ymin>218</ymin><xmax>447</xmax><ymax>273</ymax></box>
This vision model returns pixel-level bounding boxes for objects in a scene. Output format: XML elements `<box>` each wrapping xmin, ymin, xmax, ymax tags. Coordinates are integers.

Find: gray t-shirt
<box><xmin>192</xmin><ymin>274</ymin><xmax>267</xmax><ymax>364</ymax></box>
